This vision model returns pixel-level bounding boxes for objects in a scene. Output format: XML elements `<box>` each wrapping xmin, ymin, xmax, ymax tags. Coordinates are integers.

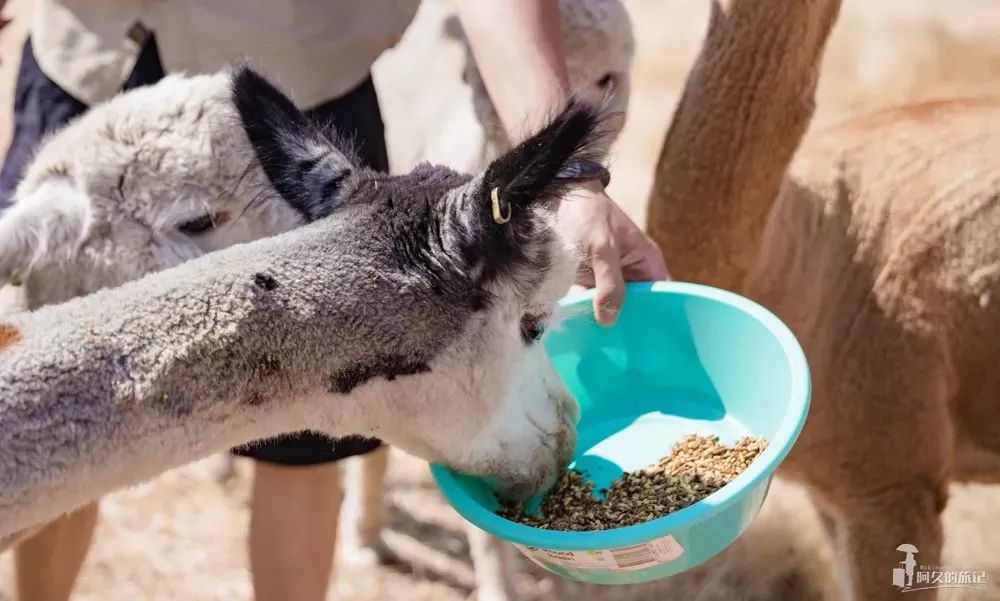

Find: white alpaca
<box><xmin>348</xmin><ymin>2</ymin><xmax>635</xmax><ymax>599</ymax></box>
<box><xmin>0</xmin><ymin>81</ymin><xmax>297</xmax><ymax>313</ymax></box>
<box><xmin>0</xmin><ymin>65</ymin><xmax>612</xmax><ymax>556</ymax></box>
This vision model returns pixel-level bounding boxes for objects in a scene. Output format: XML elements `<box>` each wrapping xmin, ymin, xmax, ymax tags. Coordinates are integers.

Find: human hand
<box><xmin>558</xmin><ymin>181</ymin><xmax>669</xmax><ymax>326</ymax></box>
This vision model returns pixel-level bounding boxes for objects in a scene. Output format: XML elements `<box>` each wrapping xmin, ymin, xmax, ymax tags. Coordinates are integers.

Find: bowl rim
<box><xmin>430</xmin><ymin>280</ymin><xmax>811</xmax><ymax>552</ymax></box>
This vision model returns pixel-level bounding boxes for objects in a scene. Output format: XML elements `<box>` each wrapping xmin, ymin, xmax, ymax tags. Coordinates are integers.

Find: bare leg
<box><xmin>338</xmin><ymin>446</ymin><xmax>390</xmax><ymax>567</ymax></box>
<box><xmin>249</xmin><ymin>462</ymin><xmax>343</xmax><ymax>601</ymax></box>
<box><xmin>466</xmin><ymin>523</ymin><xmax>522</xmax><ymax>601</ymax></box>
<box><xmin>15</xmin><ymin>502</ymin><xmax>99</xmax><ymax>601</ymax></box>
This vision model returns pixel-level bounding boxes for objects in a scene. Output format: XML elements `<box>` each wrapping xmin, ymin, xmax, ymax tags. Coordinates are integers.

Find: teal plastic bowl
<box><xmin>431</xmin><ymin>281</ymin><xmax>810</xmax><ymax>585</ymax></box>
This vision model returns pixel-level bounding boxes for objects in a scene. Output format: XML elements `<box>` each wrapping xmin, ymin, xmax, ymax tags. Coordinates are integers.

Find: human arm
<box><xmin>455</xmin><ymin>0</ymin><xmax>669</xmax><ymax>326</ymax></box>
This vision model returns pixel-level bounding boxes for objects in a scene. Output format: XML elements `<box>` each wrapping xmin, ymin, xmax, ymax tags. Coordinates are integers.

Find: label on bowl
<box><xmin>513</xmin><ymin>535</ymin><xmax>684</xmax><ymax>572</ymax></box>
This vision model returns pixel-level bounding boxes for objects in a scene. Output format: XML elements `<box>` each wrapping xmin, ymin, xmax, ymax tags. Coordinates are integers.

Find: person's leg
<box><xmin>15</xmin><ymin>504</ymin><xmax>99</xmax><ymax>601</ymax></box>
<box><xmin>238</xmin><ymin>433</ymin><xmax>383</xmax><ymax>601</ymax></box>
<box><xmin>337</xmin><ymin>446</ymin><xmax>390</xmax><ymax>567</ymax></box>
<box><xmin>249</xmin><ymin>460</ymin><xmax>343</xmax><ymax>601</ymax></box>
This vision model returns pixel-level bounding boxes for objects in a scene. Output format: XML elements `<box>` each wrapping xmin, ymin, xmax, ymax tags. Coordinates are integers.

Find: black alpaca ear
<box><xmin>450</xmin><ymin>99</ymin><xmax>609</xmax><ymax>288</ymax></box>
<box><xmin>231</xmin><ymin>65</ymin><xmax>354</xmax><ymax>222</ymax></box>
<box><xmin>480</xmin><ymin>98</ymin><xmax>608</xmax><ymax>223</ymax></box>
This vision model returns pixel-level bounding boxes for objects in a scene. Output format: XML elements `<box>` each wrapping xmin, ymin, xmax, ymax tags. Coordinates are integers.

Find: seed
<box><xmin>496</xmin><ymin>434</ymin><xmax>768</xmax><ymax>531</ymax></box>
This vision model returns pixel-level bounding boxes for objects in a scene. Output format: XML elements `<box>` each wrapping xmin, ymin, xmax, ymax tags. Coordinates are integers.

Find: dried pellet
<box><xmin>497</xmin><ymin>434</ymin><xmax>767</xmax><ymax>531</ymax></box>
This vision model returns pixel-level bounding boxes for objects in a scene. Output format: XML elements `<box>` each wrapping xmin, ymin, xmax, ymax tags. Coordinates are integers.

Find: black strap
<box><xmin>555</xmin><ymin>159</ymin><xmax>611</xmax><ymax>188</ymax></box>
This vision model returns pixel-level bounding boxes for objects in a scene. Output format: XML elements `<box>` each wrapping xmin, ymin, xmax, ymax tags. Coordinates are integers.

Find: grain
<box><xmin>497</xmin><ymin>434</ymin><xmax>767</xmax><ymax>531</ymax></box>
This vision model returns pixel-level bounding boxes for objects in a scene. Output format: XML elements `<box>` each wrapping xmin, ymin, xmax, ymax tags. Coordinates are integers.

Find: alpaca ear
<box><xmin>480</xmin><ymin>98</ymin><xmax>608</xmax><ymax>221</ymax></box>
<box><xmin>461</xmin><ymin>98</ymin><xmax>608</xmax><ymax>238</ymax></box>
<box><xmin>230</xmin><ymin>65</ymin><xmax>356</xmax><ymax>222</ymax></box>
<box><xmin>449</xmin><ymin>98</ymin><xmax>609</xmax><ymax>284</ymax></box>
<box><xmin>0</xmin><ymin>179</ymin><xmax>89</xmax><ymax>283</ymax></box>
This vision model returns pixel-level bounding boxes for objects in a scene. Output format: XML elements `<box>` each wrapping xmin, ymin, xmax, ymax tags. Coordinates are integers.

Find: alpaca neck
<box><xmin>0</xmin><ymin>219</ymin><xmax>440</xmax><ymax>539</ymax></box>
<box><xmin>0</xmin><ymin>385</ymin><xmax>319</xmax><ymax>543</ymax></box>
<box><xmin>646</xmin><ymin>0</ymin><xmax>841</xmax><ymax>292</ymax></box>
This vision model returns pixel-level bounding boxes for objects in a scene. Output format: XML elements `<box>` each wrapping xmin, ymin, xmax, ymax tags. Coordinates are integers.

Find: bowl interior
<box><xmin>547</xmin><ymin>282</ymin><xmax>798</xmax><ymax>490</ymax></box>
<box><xmin>434</xmin><ymin>282</ymin><xmax>809</xmax><ymax>545</ymax></box>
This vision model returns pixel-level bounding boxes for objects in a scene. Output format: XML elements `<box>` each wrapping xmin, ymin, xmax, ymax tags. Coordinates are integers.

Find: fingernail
<box><xmin>596</xmin><ymin>304</ymin><xmax>620</xmax><ymax>326</ymax></box>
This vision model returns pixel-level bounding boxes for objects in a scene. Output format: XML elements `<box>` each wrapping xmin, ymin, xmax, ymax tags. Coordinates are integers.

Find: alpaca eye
<box><xmin>520</xmin><ymin>314</ymin><xmax>546</xmax><ymax>344</ymax></box>
<box><xmin>178</xmin><ymin>212</ymin><xmax>230</xmax><ymax>235</ymax></box>
<box><xmin>597</xmin><ymin>73</ymin><xmax>615</xmax><ymax>89</ymax></box>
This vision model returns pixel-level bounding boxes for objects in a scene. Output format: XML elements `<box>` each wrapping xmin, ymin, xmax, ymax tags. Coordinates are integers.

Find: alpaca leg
<box><xmin>466</xmin><ymin>523</ymin><xmax>522</xmax><ymax>601</ymax></box>
<box><xmin>771</xmin><ymin>290</ymin><xmax>955</xmax><ymax>601</ymax></box>
<box><xmin>15</xmin><ymin>502</ymin><xmax>99</xmax><ymax>601</ymax></box>
<box><xmin>249</xmin><ymin>462</ymin><xmax>343</xmax><ymax>601</ymax></box>
<box><xmin>338</xmin><ymin>445</ymin><xmax>391</xmax><ymax>567</ymax></box>
<box><xmin>824</xmin><ymin>483</ymin><xmax>946</xmax><ymax>601</ymax></box>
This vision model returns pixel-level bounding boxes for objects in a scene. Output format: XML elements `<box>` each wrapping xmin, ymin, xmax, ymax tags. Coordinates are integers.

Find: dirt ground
<box><xmin>1</xmin><ymin>1</ymin><xmax>999</xmax><ymax>600</ymax></box>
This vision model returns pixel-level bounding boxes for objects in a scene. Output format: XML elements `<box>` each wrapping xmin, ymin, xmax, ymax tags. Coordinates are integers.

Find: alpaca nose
<box><xmin>482</xmin><ymin>461</ymin><xmax>554</xmax><ymax>502</ymax></box>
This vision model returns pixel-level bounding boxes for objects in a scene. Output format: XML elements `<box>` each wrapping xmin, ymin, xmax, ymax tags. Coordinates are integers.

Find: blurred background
<box><xmin>0</xmin><ymin>0</ymin><xmax>998</xmax><ymax>599</ymax></box>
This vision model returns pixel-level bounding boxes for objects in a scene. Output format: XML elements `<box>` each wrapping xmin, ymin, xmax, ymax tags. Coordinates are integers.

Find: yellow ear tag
<box><xmin>491</xmin><ymin>187</ymin><xmax>511</xmax><ymax>225</ymax></box>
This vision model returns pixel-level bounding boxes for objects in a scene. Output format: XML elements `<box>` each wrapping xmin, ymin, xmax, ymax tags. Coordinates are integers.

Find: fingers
<box><xmin>557</xmin><ymin>187</ymin><xmax>669</xmax><ymax>325</ymax></box>
<box><xmin>589</xmin><ymin>235</ymin><xmax>625</xmax><ymax>327</ymax></box>
<box><xmin>571</xmin><ymin>230</ymin><xmax>668</xmax><ymax>326</ymax></box>
<box><xmin>624</xmin><ymin>234</ymin><xmax>670</xmax><ymax>281</ymax></box>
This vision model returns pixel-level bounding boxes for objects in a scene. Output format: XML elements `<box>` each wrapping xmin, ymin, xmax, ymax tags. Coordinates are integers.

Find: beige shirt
<box><xmin>31</xmin><ymin>0</ymin><xmax>421</xmax><ymax>108</ymax></box>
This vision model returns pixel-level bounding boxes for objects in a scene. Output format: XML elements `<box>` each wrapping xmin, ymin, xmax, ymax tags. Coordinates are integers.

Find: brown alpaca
<box><xmin>646</xmin><ymin>1</ymin><xmax>1000</xmax><ymax>599</ymax></box>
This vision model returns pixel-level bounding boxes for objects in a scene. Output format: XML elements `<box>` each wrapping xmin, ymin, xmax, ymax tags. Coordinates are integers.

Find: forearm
<box><xmin>455</xmin><ymin>0</ymin><xmax>570</xmax><ymax>143</ymax></box>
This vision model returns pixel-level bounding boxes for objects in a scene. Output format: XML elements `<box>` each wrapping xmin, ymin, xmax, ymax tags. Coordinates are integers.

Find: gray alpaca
<box><xmin>0</xmin><ymin>2</ymin><xmax>631</xmax><ymax>595</ymax></box>
<box><xmin>0</xmin><ymin>65</ymin><xmax>608</xmax><ymax>546</ymax></box>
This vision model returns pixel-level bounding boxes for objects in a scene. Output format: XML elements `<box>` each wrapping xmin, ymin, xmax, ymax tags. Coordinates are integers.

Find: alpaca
<box><xmin>0</xmin><ymin>64</ymin><xmax>613</xmax><ymax>548</ymax></box>
<box><xmin>340</xmin><ymin>3</ymin><xmax>635</xmax><ymax>599</ymax></box>
<box><xmin>646</xmin><ymin>1</ymin><xmax>1000</xmax><ymax>599</ymax></box>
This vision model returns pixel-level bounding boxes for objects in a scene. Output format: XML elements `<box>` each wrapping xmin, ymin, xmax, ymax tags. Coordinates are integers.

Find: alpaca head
<box><xmin>0</xmin><ymin>73</ymin><xmax>303</xmax><ymax>308</ymax></box>
<box><xmin>557</xmin><ymin>0</ymin><xmax>634</xmax><ymax>121</ymax></box>
<box><xmin>230</xmin><ymin>66</ymin><xmax>606</xmax><ymax>498</ymax></box>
